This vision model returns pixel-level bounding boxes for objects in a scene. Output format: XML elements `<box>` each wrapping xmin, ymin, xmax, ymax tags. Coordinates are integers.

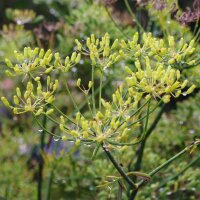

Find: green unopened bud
<box><xmin>34</xmin><ymin>77</ymin><xmax>40</xmax><ymax>81</ymax></box>
<box><xmin>119</xmin><ymin>50</ymin><xmax>125</xmax><ymax>57</ymax></box>
<box><xmin>175</xmin><ymin>90</ymin><xmax>181</xmax><ymax>98</ymax></box>
<box><xmin>5</xmin><ymin>58</ymin><xmax>13</xmax><ymax>68</ymax></box>
<box><xmin>112</xmin><ymin>94</ymin><xmax>117</xmax><ymax>103</ymax></box>
<box><xmin>176</xmin><ymin>70</ymin><xmax>180</xmax><ymax>80</ymax></box>
<box><xmin>188</xmin><ymin>60</ymin><xmax>195</xmax><ymax>65</ymax></box>
<box><xmin>133</xmin><ymin>32</ymin><xmax>138</xmax><ymax>43</ymax></box>
<box><xmin>44</xmin><ymin>66</ymin><xmax>53</xmax><ymax>74</ymax></box>
<box><xmin>53</xmin><ymin>80</ymin><xmax>59</xmax><ymax>91</ymax></box>
<box><xmin>182</xmin><ymin>44</ymin><xmax>188</xmax><ymax>51</ymax></box>
<box><xmin>16</xmin><ymin>87</ymin><xmax>21</xmax><ymax>98</ymax></box>
<box><xmin>96</xmin><ymin>111</ymin><xmax>104</xmax><ymax>119</ymax></box>
<box><xmin>91</xmin><ymin>34</ymin><xmax>95</xmax><ymax>43</ymax></box>
<box><xmin>75</xmin><ymin>112</ymin><xmax>81</xmax><ymax>122</ymax></box>
<box><xmin>39</xmin><ymin>49</ymin><xmax>44</xmax><ymax>58</ymax></box>
<box><xmin>24</xmin><ymin>47</ymin><xmax>28</xmax><ymax>57</ymax></box>
<box><xmin>111</xmin><ymin>39</ymin><xmax>119</xmax><ymax>49</ymax></box>
<box><xmin>24</xmin><ymin>91</ymin><xmax>29</xmax><ymax>99</ymax></box>
<box><xmin>88</xmin><ymin>81</ymin><xmax>93</xmax><ymax>89</ymax></box>
<box><xmin>5</xmin><ymin>70</ymin><xmax>13</xmax><ymax>77</ymax></box>
<box><xmin>75</xmin><ymin>139</ymin><xmax>81</xmax><ymax>146</ymax></box>
<box><xmin>188</xmin><ymin>48</ymin><xmax>195</xmax><ymax>54</ymax></box>
<box><xmin>168</xmin><ymin>36</ymin><xmax>174</xmax><ymax>47</ymax></box>
<box><xmin>189</xmin><ymin>40</ymin><xmax>195</xmax><ymax>47</ymax></box>
<box><xmin>179</xmin><ymin>37</ymin><xmax>184</xmax><ymax>49</ymax></box>
<box><xmin>75</xmin><ymin>39</ymin><xmax>82</xmax><ymax>51</ymax></box>
<box><xmin>46</xmin><ymin>109</ymin><xmax>54</xmax><ymax>115</ymax></box>
<box><xmin>71</xmin><ymin>52</ymin><xmax>77</xmax><ymax>63</ymax></box>
<box><xmin>35</xmin><ymin>108</ymin><xmax>43</xmax><ymax>116</ymax></box>
<box><xmin>168</xmin><ymin>58</ymin><xmax>175</xmax><ymax>65</ymax></box>
<box><xmin>114</xmin><ymin>55</ymin><xmax>120</xmax><ymax>63</ymax></box>
<box><xmin>13</xmin><ymin>95</ymin><xmax>19</xmax><ymax>105</ymax></box>
<box><xmin>77</xmin><ymin>78</ymin><xmax>81</xmax><ymax>87</ymax></box>
<box><xmin>33</xmin><ymin>48</ymin><xmax>39</xmax><ymax>56</ymax></box>
<box><xmin>86</xmin><ymin>38</ymin><xmax>91</xmax><ymax>47</ymax></box>
<box><xmin>61</xmin><ymin>136</ymin><xmax>67</xmax><ymax>141</ymax></box>
<box><xmin>64</xmin><ymin>56</ymin><xmax>70</xmax><ymax>66</ymax></box>
<box><xmin>135</xmin><ymin>60</ymin><xmax>141</xmax><ymax>69</ymax></box>
<box><xmin>46</xmin><ymin>96</ymin><xmax>54</xmax><ymax>104</ymax></box>
<box><xmin>71</xmin><ymin>130</ymin><xmax>79</xmax><ymax>137</ymax></box>
<box><xmin>60</xmin><ymin>116</ymin><xmax>65</xmax><ymax>124</ymax></box>
<box><xmin>154</xmin><ymin>55</ymin><xmax>162</xmax><ymax>62</ymax></box>
<box><xmin>181</xmin><ymin>80</ymin><xmax>188</xmax><ymax>89</ymax></box>
<box><xmin>162</xmin><ymin>95</ymin><xmax>171</xmax><ymax>103</ymax></box>
<box><xmin>13</xmin><ymin>108</ymin><xmax>18</xmax><ymax>114</ymax></box>
<box><xmin>44</xmin><ymin>49</ymin><xmax>51</xmax><ymax>58</ymax></box>
<box><xmin>75</xmin><ymin>53</ymin><xmax>81</xmax><ymax>64</ymax></box>
<box><xmin>125</xmin><ymin>66</ymin><xmax>132</xmax><ymax>74</ymax></box>
<box><xmin>1</xmin><ymin>97</ymin><xmax>10</xmax><ymax>107</ymax></box>
<box><xmin>186</xmin><ymin>85</ymin><xmax>196</xmax><ymax>94</ymax></box>
<box><xmin>103</xmin><ymin>46</ymin><xmax>110</xmax><ymax>57</ymax></box>
<box><xmin>120</xmin><ymin>40</ymin><xmax>127</xmax><ymax>48</ymax></box>
<box><xmin>59</xmin><ymin>124</ymin><xmax>65</xmax><ymax>131</ymax></box>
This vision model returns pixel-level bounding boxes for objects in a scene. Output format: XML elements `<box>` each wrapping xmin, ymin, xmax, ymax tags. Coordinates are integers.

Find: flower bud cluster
<box><xmin>1</xmin><ymin>77</ymin><xmax>58</xmax><ymax>115</ymax></box>
<box><xmin>60</xmin><ymin>85</ymin><xmax>141</xmax><ymax>143</ymax></box>
<box><xmin>4</xmin><ymin>47</ymin><xmax>81</xmax><ymax>77</ymax></box>
<box><xmin>120</xmin><ymin>32</ymin><xmax>197</xmax><ymax>68</ymax></box>
<box><xmin>1</xmin><ymin>33</ymin><xmax>197</xmax><ymax>146</ymax></box>
<box><xmin>126</xmin><ymin>58</ymin><xmax>196</xmax><ymax>104</ymax></box>
<box><xmin>6</xmin><ymin>9</ymin><xmax>36</xmax><ymax>25</ymax></box>
<box><xmin>76</xmin><ymin>33</ymin><xmax>121</xmax><ymax>69</ymax></box>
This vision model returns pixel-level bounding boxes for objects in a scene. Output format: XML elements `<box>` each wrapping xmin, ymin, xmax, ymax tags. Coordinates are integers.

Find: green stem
<box><xmin>102</xmin><ymin>143</ymin><xmax>137</xmax><ymax>189</ymax></box>
<box><xmin>33</xmin><ymin>114</ymin><xmax>61</xmax><ymax>138</ymax></box>
<box><xmin>104</xmin><ymin>5</ymin><xmax>127</xmax><ymax>38</ymax></box>
<box><xmin>99</xmin><ymin>70</ymin><xmax>103</xmax><ymax>111</ymax></box>
<box><xmin>76</xmin><ymin>77</ymin><xmax>112</xmax><ymax>114</ymax></box>
<box><xmin>107</xmin><ymin>99</ymin><xmax>150</xmax><ymax>137</ymax></box>
<box><xmin>38</xmin><ymin>114</ymin><xmax>47</xmax><ymax>200</ymax></box>
<box><xmin>158</xmin><ymin>154</ymin><xmax>200</xmax><ymax>190</ymax></box>
<box><xmin>45</xmin><ymin>144</ymin><xmax>59</xmax><ymax>200</ymax></box>
<box><xmin>129</xmin><ymin>143</ymin><xmax>197</xmax><ymax>200</ymax></box>
<box><xmin>92</xmin><ymin>65</ymin><xmax>96</xmax><ymax>115</ymax></box>
<box><xmin>134</xmin><ymin>104</ymin><xmax>166</xmax><ymax>170</ymax></box>
<box><xmin>86</xmin><ymin>94</ymin><xmax>93</xmax><ymax>115</ymax></box>
<box><xmin>62</xmin><ymin>72</ymin><xmax>79</xmax><ymax>112</ymax></box>
<box><xmin>123</xmin><ymin>0</ymin><xmax>144</xmax><ymax>31</ymax></box>
<box><xmin>51</xmin><ymin>103</ymin><xmax>76</xmax><ymax>125</ymax></box>
<box><xmin>107</xmin><ymin>101</ymin><xmax>162</xmax><ymax>146</ymax></box>
<box><xmin>137</xmin><ymin>143</ymin><xmax>195</xmax><ymax>188</ymax></box>
<box><xmin>129</xmin><ymin>104</ymin><xmax>166</xmax><ymax>199</ymax></box>
<box><xmin>45</xmin><ymin>167</ymin><xmax>54</xmax><ymax>200</ymax></box>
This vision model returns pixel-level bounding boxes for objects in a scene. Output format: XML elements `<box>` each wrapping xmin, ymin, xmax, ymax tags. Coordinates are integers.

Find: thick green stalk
<box><xmin>45</xmin><ymin>167</ymin><xmax>54</xmax><ymax>200</ymax></box>
<box><xmin>138</xmin><ymin>144</ymin><xmax>195</xmax><ymax>188</ymax></box>
<box><xmin>99</xmin><ymin>70</ymin><xmax>103</xmax><ymax>111</ymax></box>
<box><xmin>62</xmin><ymin>72</ymin><xmax>79</xmax><ymax>112</ymax></box>
<box><xmin>37</xmin><ymin>114</ymin><xmax>47</xmax><ymax>200</ymax></box>
<box><xmin>158</xmin><ymin>154</ymin><xmax>200</xmax><ymax>189</ymax></box>
<box><xmin>45</xmin><ymin>144</ymin><xmax>59</xmax><ymax>200</ymax></box>
<box><xmin>33</xmin><ymin>114</ymin><xmax>61</xmax><ymax>138</ymax></box>
<box><xmin>102</xmin><ymin>143</ymin><xmax>137</xmax><ymax>189</ymax></box>
<box><xmin>129</xmin><ymin>143</ymin><xmax>196</xmax><ymax>200</ymax></box>
<box><xmin>104</xmin><ymin>5</ymin><xmax>127</xmax><ymax>38</ymax></box>
<box><xmin>129</xmin><ymin>104</ymin><xmax>166</xmax><ymax>199</ymax></box>
<box><xmin>123</xmin><ymin>0</ymin><xmax>144</xmax><ymax>31</ymax></box>
<box><xmin>92</xmin><ymin>65</ymin><xmax>96</xmax><ymax>115</ymax></box>
<box><xmin>134</xmin><ymin>104</ymin><xmax>166</xmax><ymax>171</ymax></box>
